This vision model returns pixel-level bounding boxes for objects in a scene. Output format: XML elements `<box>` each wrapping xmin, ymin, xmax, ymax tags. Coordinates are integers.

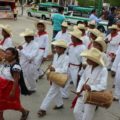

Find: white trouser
<box><xmin>73</xmin><ymin>97</ymin><xmax>96</xmax><ymax>120</ymax></box>
<box><xmin>114</xmin><ymin>66</ymin><xmax>120</xmax><ymax>99</ymax></box>
<box><xmin>69</xmin><ymin>66</ymin><xmax>79</xmax><ymax>88</ymax></box>
<box><xmin>21</xmin><ymin>62</ymin><xmax>37</xmax><ymax>91</ymax></box>
<box><xmin>40</xmin><ymin>82</ymin><xmax>63</xmax><ymax>111</ymax></box>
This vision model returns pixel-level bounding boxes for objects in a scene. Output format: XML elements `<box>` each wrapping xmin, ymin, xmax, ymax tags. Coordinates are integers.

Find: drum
<box><xmin>83</xmin><ymin>90</ymin><xmax>113</xmax><ymax>109</ymax></box>
<box><xmin>47</xmin><ymin>71</ymin><xmax>68</xmax><ymax>87</ymax></box>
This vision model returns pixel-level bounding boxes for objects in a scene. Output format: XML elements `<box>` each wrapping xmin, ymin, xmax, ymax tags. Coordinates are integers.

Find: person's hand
<box><xmin>9</xmin><ymin>90</ymin><xmax>15</xmax><ymax>98</ymax></box>
<box><xmin>18</xmin><ymin>46</ymin><xmax>23</xmax><ymax>50</ymax></box>
<box><xmin>83</xmin><ymin>84</ymin><xmax>91</xmax><ymax>91</ymax></box>
<box><xmin>42</xmin><ymin>57</ymin><xmax>46</xmax><ymax>63</ymax></box>
<box><xmin>50</xmin><ymin>67</ymin><xmax>55</xmax><ymax>71</ymax></box>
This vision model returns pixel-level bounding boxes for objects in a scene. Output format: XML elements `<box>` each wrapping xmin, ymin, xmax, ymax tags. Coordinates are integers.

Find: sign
<box><xmin>0</xmin><ymin>0</ymin><xmax>15</xmax><ymax>2</ymax></box>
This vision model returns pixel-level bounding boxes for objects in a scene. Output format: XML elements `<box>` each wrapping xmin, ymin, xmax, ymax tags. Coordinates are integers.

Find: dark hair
<box><xmin>6</xmin><ymin>47</ymin><xmax>20</xmax><ymax>63</ymax></box>
<box><xmin>58</xmin><ymin>7</ymin><xmax>64</xmax><ymax>13</ymax></box>
<box><xmin>37</xmin><ymin>22</ymin><xmax>46</xmax><ymax>28</ymax></box>
<box><xmin>111</xmin><ymin>7</ymin><xmax>116</xmax><ymax>12</ymax></box>
<box><xmin>91</xmin><ymin>9</ymin><xmax>96</xmax><ymax>14</ymax></box>
<box><xmin>2</xmin><ymin>29</ymin><xmax>10</xmax><ymax>38</ymax></box>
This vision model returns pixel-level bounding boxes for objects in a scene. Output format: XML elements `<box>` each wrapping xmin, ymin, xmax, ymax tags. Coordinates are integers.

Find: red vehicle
<box><xmin>0</xmin><ymin>0</ymin><xmax>16</xmax><ymax>19</ymax></box>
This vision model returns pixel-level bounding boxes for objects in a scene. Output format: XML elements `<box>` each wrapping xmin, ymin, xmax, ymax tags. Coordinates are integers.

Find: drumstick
<box><xmin>71</xmin><ymin>78</ymin><xmax>89</xmax><ymax>96</ymax></box>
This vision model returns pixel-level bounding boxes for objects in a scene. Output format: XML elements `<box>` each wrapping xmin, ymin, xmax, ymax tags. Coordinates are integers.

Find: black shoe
<box><xmin>53</xmin><ymin>105</ymin><xmax>64</xmax><ymax>110</ymax></box>
<box><xmin>70</xmin><ymin>81</ymin><xmax>73</xmax><ymax>85</ymax></box>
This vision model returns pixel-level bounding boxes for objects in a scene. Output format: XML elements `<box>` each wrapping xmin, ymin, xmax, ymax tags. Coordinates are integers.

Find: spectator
<box><xmin>51</xmin><ymin>7</ymin><xmax>65</xmax><ymax>39</ymax></box>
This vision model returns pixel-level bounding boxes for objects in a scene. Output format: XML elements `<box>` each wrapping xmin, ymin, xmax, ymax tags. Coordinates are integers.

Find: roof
<box><xmin>73</xmin><ymin>7</ymin><xmax>94</xmax><ymax>13</ymax></box>
<box><xmin>38</xmin><ymin>2</ymin><xmax>60</xmax><ymax>7</ymax></box>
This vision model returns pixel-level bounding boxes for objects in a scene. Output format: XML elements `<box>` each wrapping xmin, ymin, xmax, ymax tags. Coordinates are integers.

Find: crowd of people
<box><xmin>0</xmin><ymin>7</ymin><xmax>120</xmax><ymax>120</ymax></box>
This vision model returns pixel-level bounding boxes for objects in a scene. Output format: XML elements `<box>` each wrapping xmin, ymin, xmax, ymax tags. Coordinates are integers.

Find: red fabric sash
<box><xmin>0</xmin><ymin>39</ymin><xmax>5</xmax><ymax>45</ymax></box>
<box><xmin>71</xmin><ymin>96</ymin><xmax>78</xmax><ymax>108</ymax></box>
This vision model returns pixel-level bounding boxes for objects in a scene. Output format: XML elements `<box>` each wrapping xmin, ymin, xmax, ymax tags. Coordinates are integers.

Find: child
<box><xmin>73</xmin><ymin>48</ymin><xmax>108</xmax><ymax>120</ymax></box>
<box><xmin>34</xmin><ymin>20</ymin><xmax>49</xmax><ymax>79</ymax></box>
<box><xmin>38</xmin><ymin>40</ymin><xmax>69</xmax><ymax>117</ymax></box>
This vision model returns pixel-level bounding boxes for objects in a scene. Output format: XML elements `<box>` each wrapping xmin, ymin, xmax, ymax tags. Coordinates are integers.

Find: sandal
<box><xmin>37</xmin><ymin>110</ymin><xmax>46</xmax><ymax>117</ymax></box>
<box><xmin>20</xmin><ymin>110</ymin><xmax>29</xmax><ymax>120</ymax></box>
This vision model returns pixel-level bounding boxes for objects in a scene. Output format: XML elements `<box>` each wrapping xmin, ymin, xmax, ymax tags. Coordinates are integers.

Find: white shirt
<box><xmin>55</xmin><ymin>31</ymin><xmax>72</xmax><ymax>45</ymax></box>
<box><xmin>34</xmin><ymin>33</ymin><xmax>49</xmax><ymax>58</ymax></box>
<box><xmin>89</xmin><ymin>14</ymin><xmax>102</xmax><ymax>23</ymax></box>
<box><xmin>0</xmin><ymin>64</ymin><xmax>21</xmax><ymax>81</ymax></box>
<box><xmin>52</xmin><ymin>53</ymin><xmax>69</xmax><ymax>74</ymax></box>
<box><xmin>106</xmin><ymin>33</ymin><xmax>120</xmax><ymax>54</ymax></box>
<box><xmin>111</xmin><ymin>46</ymin><xmax>120</xmax><ymax>72</ymax></box>
<box><xmin>68</xmin><ymin>44</ymin><xmax>86</xmax><ymax>65</ymax></box>
<box><xmin>81</xmin><ymin>35</ymin><xmax>90</xmax><ymax>48</ymax></box>
<box><xmin>77</xmin><ymin>65</ymin><xmax>108</xmax><ymax>93</ymax></box>
<box><xmin>19</xmin><ymin>40</ymin><xmax>39</xmax><ymax>65</ymax></box>
<box><xmin>0</xmin><ymin>37</ymin><xmax>14</xmax><ymax>50</ymax></box>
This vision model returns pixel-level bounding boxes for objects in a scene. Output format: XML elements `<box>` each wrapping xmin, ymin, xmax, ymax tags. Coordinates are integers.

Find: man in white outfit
<box><xmin>54</xmin><ymin>22</ymin><xmax>71</xmax><ymax>45</ymax></box>
<box><xmin>38</xmin><ymin>40</ymin><xmax>69</xmax><ymax>117</ymax></box>
<box><xmin>18</xmin><ymin>29</ymin><xmax>39</xmax><ymax>92</ymax></box>
<box><xmin>73</xmin><ymin>48</ymin><xmax>108</xmax><ymax>120</ymax></box>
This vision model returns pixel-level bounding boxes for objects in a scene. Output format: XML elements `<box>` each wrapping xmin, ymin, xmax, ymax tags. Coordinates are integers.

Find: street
<box><xmin>0</xmin><ymin>13</ymin><xmax>120</xmax><ymax>120</ymax></box>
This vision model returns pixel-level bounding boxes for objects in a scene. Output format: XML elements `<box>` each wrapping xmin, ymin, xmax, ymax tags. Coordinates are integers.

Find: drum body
<box><xmin>47</xmin><ymin>71</ymin><xmax>68</xmax><ymax>87</ymax></box>
<box><xmin>83</xmin><ymin>90</ymin><xmax>113</xmax><ymax>108</ymax></box>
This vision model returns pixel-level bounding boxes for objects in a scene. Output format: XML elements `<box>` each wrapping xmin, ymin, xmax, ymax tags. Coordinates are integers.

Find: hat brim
<box><xmin>52</xmin><ymin>42</ymin><xmax>67</xmax><ymax>48</ymax></box>
<box><xmin>69</xmin><ymin>31</ymin><xmax>82</xmax><ymax>41</ymax></box>
<box><xmin>108</xmin><ymin>27</ymin><xmax>118</xmax><ymax>30</ymax></box>
<box><xmin>94</xmin><ymin>41</ymin><xmax>106</xmax><ymax>52</ymax></box>
<box><xmin>80</xmin><ymin>51</ymin><xmax>105</xmax><ymax>66</ymax></box>
<box><xmin>20</xmin><ymin>33</ymin><xmax>34</xmax><ymax>37</ymax></box>
<box><xmin>0</xmin><ymin>25</ymin><xmax>12</xmax><ymax>36</ymax></box>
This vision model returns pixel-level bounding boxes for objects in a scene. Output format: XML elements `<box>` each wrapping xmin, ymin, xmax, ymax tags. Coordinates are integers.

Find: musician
<box><xmin>54</xmin><ymin>22</ymin><xmax>71</xmax><ymax>45</ymax></box>
<box><xmin>0</xmin><ymin>48</ymin><xmax>29</xmax><ymax>120</ymax></box>
<box><xmin>18</xmin><ymin>29</ymin><xmax>39</xmax><ymax>92</ymax></box>
<box><xmin>111</xmin><ymin>46</ymin><xmax>120</xmax><ymax>101</ymax></box>
<box><xmin>93</xmin><ymin>37</ymin><xmax>109</xmax><ymax>67</ymax></box>
<box><xmin>106</xmin><ymin>25</ymin><xmax>120</xmax><ymax>70</ymax></box>
<box><xmin>74</xmin><ymin>24</ymin><xmax>90</xmax><ymax>48</ymax></box>
<box><xmin>34</xmin><ymin>20</ymin><xmax>49</xmax><ymax>79</ymax></box>
<box><xmin>73</xmin><ymin>48</ymin><xmax>108</xmax><ymax>120</ymax></box>
<box><xmin>0</xmin><ymin>24</ymin><xmax>14</xmax><ymax>49</ymax></box>
<box><xmin>38</xmin><ymin>40</ymin><xmax>69</xmax><ymax>117</ymax></box>
<box><xmin>88</xmin><ymin>29</ymin><xmax>103</xmax><ymax>49</ymax></box>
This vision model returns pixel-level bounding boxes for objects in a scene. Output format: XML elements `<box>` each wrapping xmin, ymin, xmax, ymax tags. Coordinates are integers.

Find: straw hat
<box><xmin>69</xmin><ymin>30</ymin><xmax>82</xmax><ymax>40</ymax></box>
<box><xmin>88</xmin><ymin>28</ymin><xmax>102</xmax><ymax>37</ymax></box>
<box><xmin>61</xmin><ymin>22</ymin><xmax>68</xmax><ymax>28</ymax></box>
<box><xmin>80</xmin><ymin>47</ymin><xmax>105</xmax><ymax>66</ymax></box>
<box><xmin>108</xmin><ymin>25</ymin><xmax>118</xmax><ymax>30</ymax></box>
<box><xmin>0</xmin><ymin>24</ymin><xmax>12</xmax><ymax>36</ymax></box>
<box><xmin>20</xmin><ymin>28</ymin><xmax>35</xmax><ymax>37</ymax></box>
<box><xmin>52</xmin><ymin>40</ymin><xmax>67</xmax><ymax>48</ymax></box>
<box><xmin>74</xmin><ymin>24</ymin><xmax>86</xmax><ymax>30</ymax></box>
<box><xmin>88</xmin><ymin>20</ymin><xmax>96</xmax><ymax>26</ymax></box>
<box><xmin>94</xmin><ymin>37</ymin><xmax>107</xmax><ymax>52</ymax></box>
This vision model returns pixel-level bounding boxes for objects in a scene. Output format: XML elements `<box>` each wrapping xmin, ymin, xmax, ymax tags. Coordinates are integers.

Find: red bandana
<box><xmin>70</xmin><ymin>41</ymin><xmax>83</xmax><ymax>47</ymax></box>
<box><xmin>38</xmin><ymin>31</ymin><xmax>47</xmax><ymax>36</ymax></box>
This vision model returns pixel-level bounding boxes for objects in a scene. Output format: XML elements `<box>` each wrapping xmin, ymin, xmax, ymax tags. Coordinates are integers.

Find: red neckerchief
<box><xmin>38</xmin><ymin>31</ymin><xmax>47</xmax><ymax>36</ymax></box>
<box><xmin>110</xmin><ymin>32</ymin><xmax>118</xmax><ymax>41</ymax></box>
<box><xmin>0</xmin><ymin>37</ymin><xmax>8</xmax><ymax>45</ymax></box>
<box><xmin>88</xmin><ymin>42</ymin><xmax>93</xmax><ymax>49</ymax></box>
<box><xmin>70</xmin><ymin>41</ymin><xmax>83</xmax><ymax>47</ymax></box>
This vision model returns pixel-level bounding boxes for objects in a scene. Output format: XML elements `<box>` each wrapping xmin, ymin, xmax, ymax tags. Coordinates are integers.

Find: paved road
<box><xmin>0</xmin><ymin>13</ymin><xmax>120</xmax><ymax>120</ymax></box>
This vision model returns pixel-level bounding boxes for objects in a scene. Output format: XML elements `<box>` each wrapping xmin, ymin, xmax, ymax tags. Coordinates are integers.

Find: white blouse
<box><xmin>0</xmin><ymin>64</ymin><xmax>21</xmax><ymax>81</ymax></box>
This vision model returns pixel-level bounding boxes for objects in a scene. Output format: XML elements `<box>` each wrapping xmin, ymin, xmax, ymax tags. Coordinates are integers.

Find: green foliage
<box><xmin>77</xmin><ymin>0</ymin><xmax>120</xmax><ymax>7</ymax></box>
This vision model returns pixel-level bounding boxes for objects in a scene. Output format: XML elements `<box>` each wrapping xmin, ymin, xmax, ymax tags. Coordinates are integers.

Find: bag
<box><xmin>10</xmin><ymin>63</ymin><xmax>30</xmax><ymax>95</ymax></box>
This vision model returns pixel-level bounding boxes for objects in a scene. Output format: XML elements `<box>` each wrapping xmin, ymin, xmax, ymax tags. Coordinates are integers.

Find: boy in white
<box><xmin>74</xmin><ymin>48</ymin><xmax>108</xmax><ymax>120</ymax></box>
<box><xmin>18</xmin><ymin>29</ymin><xmax>39</xmax><ymax>92</ymax></box>
<box><xmin>54</xmin><ymin>22</ymin><xmax>71</xmax><ymax>45</ymax></box>
<box><xmin>34</xmin><ymin>21</ymin><xmax>49</xmax><ymax>78</ymax></box>
<box><xmin>111</xmin><ymin>46</ymin><xmax>120</xmax><ymax>101</ymax></box>
<box><xmin>60</xmin><ymin>30</ymin><xmax>86</xmax><ymax>99</ymax></box>
<box><xmin>106</xmin><ymin>25</ymin><xmax>120</xmax><ymax>69</ymax></box>
<box><xmin>38</xmin><ymin>40</ymin><xmax>69</xmax><ymax>117</ymax></box>
<box><xmin>74</xmin><ymin>24</ymin><xmax>90</xmax><ymax>48</ymax></box>
<box><xmin>0</xmin><ymin>24</ymin><xmax>14</xmax><ymax>49</ymax></box>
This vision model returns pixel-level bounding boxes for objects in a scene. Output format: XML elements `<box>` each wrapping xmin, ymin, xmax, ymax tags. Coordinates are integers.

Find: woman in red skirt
<box><xmin>0</xmin><ymin>48</ymin><xmax>29</xmax><ymax>120</ymax></box>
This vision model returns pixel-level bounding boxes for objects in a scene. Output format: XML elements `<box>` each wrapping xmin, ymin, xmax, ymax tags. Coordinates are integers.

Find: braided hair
<box><xmin>6</xmin><ymin>47</ymin><xmax>20</xmax><ymax>63</ymax></box>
